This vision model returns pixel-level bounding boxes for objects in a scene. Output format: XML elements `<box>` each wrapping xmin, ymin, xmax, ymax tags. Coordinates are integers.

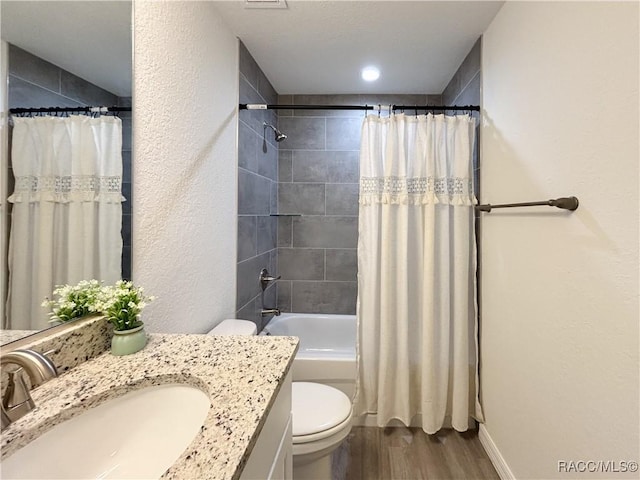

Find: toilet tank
<box><xmin>207</xmin><ymin>319</ymin><xmax>257</xmax><ymax>336</ymax></box>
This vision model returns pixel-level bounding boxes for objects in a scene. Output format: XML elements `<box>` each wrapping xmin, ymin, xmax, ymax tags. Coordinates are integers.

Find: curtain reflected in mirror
<box><xmin>7</xmin><ymin>114</ymin><xmax>125</xmax><ymax>330</ymax></box>
<box><xmin>1</xmin><ymin>1</ymin><xmax>132</xmax><ymax>342</ymax></box>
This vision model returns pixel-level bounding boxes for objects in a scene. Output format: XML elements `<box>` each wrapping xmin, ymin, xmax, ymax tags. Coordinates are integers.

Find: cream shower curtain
<box><xmin>7</xmin><ymin>115</ymin><xmax>124</xmax><ymax>330</ymax></box>
<box><xmin>354</xmin><ymin>113</ymin><xmax>483</xmax><ymax>434</ymax></box>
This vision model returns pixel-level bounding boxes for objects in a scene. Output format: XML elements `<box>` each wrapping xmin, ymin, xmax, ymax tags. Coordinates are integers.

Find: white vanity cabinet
<box><xmin>240</xmin><ymin>371</ymin><xmax>292</xmax><ymax>480</ymax></box>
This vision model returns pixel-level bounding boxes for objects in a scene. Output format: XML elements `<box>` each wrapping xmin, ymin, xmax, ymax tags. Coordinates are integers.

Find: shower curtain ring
<box><xmin>377</xmin><ymin>104</ymin><xmax>381</xmax><ymax>117</ymax></box>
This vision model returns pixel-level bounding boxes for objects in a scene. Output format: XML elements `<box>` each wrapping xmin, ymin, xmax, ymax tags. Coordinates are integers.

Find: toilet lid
<box><xmin>292</xmin><ymin>382</ymin><xmax>352</xmax><ymax>436</ymax></box>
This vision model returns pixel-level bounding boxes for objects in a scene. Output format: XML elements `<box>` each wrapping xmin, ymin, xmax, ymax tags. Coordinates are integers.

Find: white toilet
<box><xmin>207</xmin><ymin>319</ymin><xmax>353</xmax><ymax>480</ymax></box>
<box><xmin>291</xmin><ymin>382</ymin><xmax>352</xmax><ymax>479</ymax></box>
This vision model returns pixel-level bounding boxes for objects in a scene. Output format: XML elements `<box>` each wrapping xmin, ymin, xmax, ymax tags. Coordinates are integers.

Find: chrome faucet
<box><xmin>261</xmin><ymin>308</ymin><xmax>281</xmax><ymax>317</ymax></box>
<box><xmin>1</xmin><ymin>349</ymin><xmax>58</xmax><ymax>429</ymax></box>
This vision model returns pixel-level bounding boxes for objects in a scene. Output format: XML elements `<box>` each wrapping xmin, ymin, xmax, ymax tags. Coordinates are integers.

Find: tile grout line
<box><xmin>10</xmin><ymin>72</ymin><xmax>113</xmax><ymax>108</ymax></box>
<box><xmin>238</xmin><ymin>166</ymin><xmax>278</xmax><ymax>184</ymax></box>
<box><xmin>450</xmin><ymin>70</ymin><xmax>481</xmax><ymax>107</ymax></box>
<box><xmin>323</xmin><ymin>249</ymin><xmax>327</xmax><ymax>281</ymax></box>
<box><xmin>290</xmin><ymin>215</ymin><xmax>294</xmax><ymax>248</ymax></box>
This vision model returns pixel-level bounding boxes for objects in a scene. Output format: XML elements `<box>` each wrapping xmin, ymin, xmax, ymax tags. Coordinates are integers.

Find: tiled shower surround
<box><xmin>235</xmin><ymin>43</ymin><xmax>279</xmax><ymax>330</ymax></box>
<box><xmin>237</xmin><ymin>39</ymin><xmax>481</xmax><ymax>321</ymax></box>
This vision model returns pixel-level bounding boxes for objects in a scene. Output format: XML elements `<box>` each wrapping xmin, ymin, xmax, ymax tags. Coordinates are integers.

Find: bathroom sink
<box><xmin>1</xmin><ymin>384</ymin><xmax>210</xmax><ymax>479</ymax></box>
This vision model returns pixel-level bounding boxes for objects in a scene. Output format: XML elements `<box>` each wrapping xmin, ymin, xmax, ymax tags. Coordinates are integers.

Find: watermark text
<box><xmin>558</xmin><ymin>460</ymin><xmax>638</xmax><ymax>474</ymax></box>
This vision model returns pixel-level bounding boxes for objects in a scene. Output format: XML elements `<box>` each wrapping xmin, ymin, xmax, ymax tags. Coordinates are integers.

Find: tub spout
<box><xmin>261</xmin><ymin>308</ymin><xmax>281</xmax><ymax>317</ymax></box>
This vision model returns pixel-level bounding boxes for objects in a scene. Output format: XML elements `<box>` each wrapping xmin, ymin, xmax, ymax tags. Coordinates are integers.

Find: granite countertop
<box><xmin>0</xmin><ymin>329</ymin><xmax>37</xmax><ymax>345</ymax></box>
<box><xmin>0</xmin><ymin>333</ymin><xmax>299</xmax><ymax>479</ymax></box>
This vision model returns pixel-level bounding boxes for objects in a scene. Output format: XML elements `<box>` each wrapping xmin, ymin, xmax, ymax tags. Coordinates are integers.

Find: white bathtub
<box><xmin>260</xmin><ymin>313</ymin><xmax>356</xmax><ymax>398</ymax></box>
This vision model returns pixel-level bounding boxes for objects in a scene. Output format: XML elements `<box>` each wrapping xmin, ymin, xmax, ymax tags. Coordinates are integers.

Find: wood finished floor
<box><xmin>333</xmin><ymin>427</ymin><xmax>500</xmax><ymax>480</ymax></box>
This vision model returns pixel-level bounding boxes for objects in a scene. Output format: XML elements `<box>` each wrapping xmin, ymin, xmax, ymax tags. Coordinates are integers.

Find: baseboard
<box><xmin>478</xmin><ymin>425</ymin><xmax>515</xmax><ymax>480</ymax></box>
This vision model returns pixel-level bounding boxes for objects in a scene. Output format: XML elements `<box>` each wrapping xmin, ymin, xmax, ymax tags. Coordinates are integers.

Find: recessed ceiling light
<box><xmin>244</xmin><ymin>0</ymin><xmax>288</xmax><ymax>9</ymax></box>
<box><xmin>361</xmin><ymin>66</ymin><xmax>380</xmax><ymax>82</ymax></box>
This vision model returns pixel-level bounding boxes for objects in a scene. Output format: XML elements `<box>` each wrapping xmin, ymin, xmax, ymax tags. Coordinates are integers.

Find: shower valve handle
<box><xmin>259</xmin><ymin>268</ymin><xmax>281</xmax><ymax>290</ymax></box>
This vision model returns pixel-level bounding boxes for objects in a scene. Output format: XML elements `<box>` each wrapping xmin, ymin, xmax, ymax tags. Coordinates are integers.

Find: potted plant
<box><xmin>42</xmin><ymin>279</ymin><xmax>103</xmax><ymax>324</ymax></box>
<box><xmin>43</xmin><ymin>279</ymin><xmax>154</xmax><ymax>356</ymax></box>
<box><xmin>97</xmin><ymin>280</ymin><xmax>154</xmax><ymax>356</ymax></box>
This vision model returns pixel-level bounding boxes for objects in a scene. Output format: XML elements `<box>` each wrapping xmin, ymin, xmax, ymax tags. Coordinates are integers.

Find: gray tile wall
<box><xmin>117</xmin><ymin>96</ymin><xmax>132</xmax><ymax>280</ymax></box>
<box><xmin>442</xmin><ymin>37</ymin><xmax>481</xmax><ymax>181</ymax></box>
<box><xmin>275</xmin><ymin>94</ymin><xmax>442</xmax><ymax>315</ymax></box>
<box><xmin>442</xmin><ymin>36</ymin><xmax>482</xmax><ymax>316</ymax></box>
<box><xmin>7</xmin><ymin>44</ymin><xmax>132</xmax><ymax>280</ymax></box>
<box><xmin>236</xmin><ymin>42</ymin><xmax>279</xmax><ymax>331</ymax></box>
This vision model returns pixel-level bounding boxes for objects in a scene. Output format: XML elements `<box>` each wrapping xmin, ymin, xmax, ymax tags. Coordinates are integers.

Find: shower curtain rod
<box><xmin>476</xmin><ymin>197</ymin><xmax>580</xmax><ymax>213</ymax></box>
<box><xmin>240</xmin><ymin>103</ymin><xmax>480</xmax><ymax>112</ymax></box>
<box><xmin>9</xmin><ymin>106</ymin><xmax>131</xmax><ymax>115</ymax></box>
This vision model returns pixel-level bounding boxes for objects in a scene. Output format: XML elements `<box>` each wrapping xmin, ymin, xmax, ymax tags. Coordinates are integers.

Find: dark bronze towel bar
<box><xmin>476</xmin><ymin>196</ymin><xmax>579</xmax><ymax>213</ymax></box>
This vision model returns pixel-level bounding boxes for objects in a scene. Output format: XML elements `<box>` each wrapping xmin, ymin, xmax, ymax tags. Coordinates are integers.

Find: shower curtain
<box><xmin>7</xmin><ymin>115</ymin><xmax>124</xmax><ymax>330</ymax></box>
<box><xmin>354</xmin><ymin>113</ymin><xmax>483</xmax><ymax>434</ymax></box>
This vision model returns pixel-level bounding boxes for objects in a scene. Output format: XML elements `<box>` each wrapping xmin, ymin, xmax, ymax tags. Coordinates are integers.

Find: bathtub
<box><xmin>260</xmin><ymin>313</ymin><xmax>356</xmax><ymax>398</ymax></box>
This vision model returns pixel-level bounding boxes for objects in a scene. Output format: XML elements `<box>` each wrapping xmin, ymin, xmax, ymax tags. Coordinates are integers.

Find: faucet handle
<box><xmin>2</xmin><ymin>369</ymin><xmax>35</xmax><ymax>416</ymax></box>
<box><xmin>259</xmin><ymin>268</ymin><xmax>281</xmax><ymax>290</ymax></box>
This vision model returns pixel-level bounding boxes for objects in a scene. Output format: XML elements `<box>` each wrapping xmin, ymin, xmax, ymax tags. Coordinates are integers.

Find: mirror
<box><xmin>0</xmin><ymin>1</ymin><xmax>132</xmax><ymax>344</ymax></box>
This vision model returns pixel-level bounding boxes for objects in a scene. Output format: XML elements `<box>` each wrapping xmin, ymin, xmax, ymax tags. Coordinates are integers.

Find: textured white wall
<box><xmin>132</xmin><ymin>1</ymin><xmax>238</xmax><ymax>333</ymax></box>
<box><xmin>480</xmin><ymin>2</ymin><xmax>639</xmax><ymax>478</ymax></box>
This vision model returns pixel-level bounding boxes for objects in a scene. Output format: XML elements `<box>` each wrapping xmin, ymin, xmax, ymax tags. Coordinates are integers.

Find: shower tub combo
<box><xmin>260</xmin><ymin>313</ymin><xmax>356</xmax><ymax>398</ymax></box>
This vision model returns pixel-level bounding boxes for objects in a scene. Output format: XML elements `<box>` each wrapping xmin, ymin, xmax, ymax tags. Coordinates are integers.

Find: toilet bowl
<box><xmin>291</xmin><ymin>382</ymin><xmax>352</xmax><ymax>480</ymax></box>
<box><xmin>207</xmin><ymin>319</ymin><xmax>352</xmax><ymax>479</ymax></box>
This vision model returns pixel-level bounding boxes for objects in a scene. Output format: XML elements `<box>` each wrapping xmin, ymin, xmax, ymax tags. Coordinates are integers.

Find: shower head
<box><xmin>263</xmin><ymin>122</ymin><xmax>287</xmax><ymax>152</ymax></box>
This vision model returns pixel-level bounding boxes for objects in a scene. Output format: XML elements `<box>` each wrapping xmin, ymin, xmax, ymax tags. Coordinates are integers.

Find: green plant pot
<box><xmin>111</xmin><ymin>325</ymin><xmax>147</xmax><ymax>356</ymax></box>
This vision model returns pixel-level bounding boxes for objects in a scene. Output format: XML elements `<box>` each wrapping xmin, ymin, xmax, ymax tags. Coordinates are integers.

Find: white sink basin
<box><xmin>2</xmin><ymin>384</ymin><xmax>210</xmax><ymax>479</ymax></box>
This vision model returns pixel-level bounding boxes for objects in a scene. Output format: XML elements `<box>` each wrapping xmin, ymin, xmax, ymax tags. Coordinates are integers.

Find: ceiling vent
<box><xmin>244</xmin><ymin>0</ymin><xmax>288</xmax><ymax>9</ymax></box>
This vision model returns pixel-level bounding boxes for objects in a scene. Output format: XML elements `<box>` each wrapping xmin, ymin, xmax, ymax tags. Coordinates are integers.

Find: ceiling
<box><xmin>0</xmin><ymin>1</ymin><xmax>504</xmax><ymax>98</ymax></box>
<box><xmin>1</xmin><ymin>1</ymin><xmax>132</xmax><ymax>97</ymax></box>
<box><xmin>213</xmin><ymin>0</ymin><xmax>504</xmax><ymax>95</ymax></box>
